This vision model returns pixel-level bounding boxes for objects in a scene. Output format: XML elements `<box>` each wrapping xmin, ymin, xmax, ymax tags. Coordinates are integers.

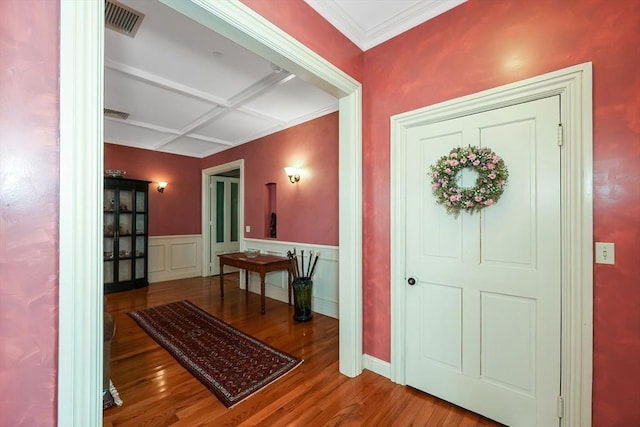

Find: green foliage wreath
<box><xmin>429</xmin><ymin>146</ymin><xmax>509</xmax><ymax>216</ymax></box>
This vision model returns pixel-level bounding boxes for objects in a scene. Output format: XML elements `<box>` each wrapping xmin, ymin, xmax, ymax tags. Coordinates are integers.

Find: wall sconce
<box><xmin>284</xmin><ymin>167</ymin><xmax>300</xmax><ymax>184</ymax></box>
<box><xmin>157</xmin><ymin>181</ymin><xmax>168</xmax><ymax>193</ymax></box>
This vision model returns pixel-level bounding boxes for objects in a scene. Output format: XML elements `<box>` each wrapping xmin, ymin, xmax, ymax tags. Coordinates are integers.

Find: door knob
<box><xmin>407</xmin><ymin>277</ymin><xmax>416</xmax><ymax>286</ymax></box>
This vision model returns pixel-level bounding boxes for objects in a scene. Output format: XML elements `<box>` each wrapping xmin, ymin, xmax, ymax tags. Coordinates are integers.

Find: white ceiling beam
<box><xmin>105</xmin><ymin>58</ymin><xmax>230</xmax><ymax>106</ymax></box>
<box><xmin>154</xmin><ymin>70</ymin><xmax>295</xmax><ymax>150</ymax></box>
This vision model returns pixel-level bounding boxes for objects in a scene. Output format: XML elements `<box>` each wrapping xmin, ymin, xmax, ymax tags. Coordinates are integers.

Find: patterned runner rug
<box><xmin>128</xmin><ymin>300</ymin><xmax>302</xmax><ymax>408</ymax></box>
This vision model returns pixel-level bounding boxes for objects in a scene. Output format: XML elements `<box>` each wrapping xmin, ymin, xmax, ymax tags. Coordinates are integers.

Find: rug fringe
<box><xmin>228</xmin><ymin>359</ymin><xmax>304</xmax><ymax>409</ymax></box>
<box><xmin>109</xmin><ymin>380</ymin><xmax>123</xmax><ymax>406</ymax></box>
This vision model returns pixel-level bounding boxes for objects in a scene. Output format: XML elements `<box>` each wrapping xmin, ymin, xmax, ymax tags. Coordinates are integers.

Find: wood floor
<box><xmin>104</xmin><ymin>275</ymin><xmax>502</xmax><ymax>426</ymax></box>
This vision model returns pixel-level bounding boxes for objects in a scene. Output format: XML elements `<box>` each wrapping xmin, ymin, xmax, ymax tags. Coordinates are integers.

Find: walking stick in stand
<box><xmin>309</xmin><ymin>252</ymin><xmax>320</xmax><ymax>278</ymax></box>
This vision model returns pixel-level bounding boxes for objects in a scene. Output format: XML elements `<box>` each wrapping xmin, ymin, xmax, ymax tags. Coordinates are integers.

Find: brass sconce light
<box><xmin>284</xmin><ymin>167</ymin><xmax>300</xmax><ymax>184</ymax></box>
<box><xmin>157</xmin><ymin>181</ymin><xmax>168</xmax><ymax>193</ymax></box>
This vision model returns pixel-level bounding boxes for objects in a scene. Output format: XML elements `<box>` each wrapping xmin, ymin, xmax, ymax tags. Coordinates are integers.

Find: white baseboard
<box><xmin>243</xmin><ymin>238</ymin><xmax>339</xmax><ymax>319</ymax></box>
<box><xmin>363</xmin><ymin>354</ymin><xmax>391</xmax><ymax>379</ymax></box>
<box><xmin>148</xmin><ymin>235</ymin><xmax>202</xmax><ymax>283</ymax></box>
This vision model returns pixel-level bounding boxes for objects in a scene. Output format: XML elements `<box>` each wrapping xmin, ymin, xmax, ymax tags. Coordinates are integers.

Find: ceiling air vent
<box><xmin>104</xmin><ymin>108</ymin><xmax>130</xmax><ymax>120</ymax></box>
<box><xmin>105</xmin><ymin>0</ymin><xmax>145</xmax><ymax>38</ymax></box>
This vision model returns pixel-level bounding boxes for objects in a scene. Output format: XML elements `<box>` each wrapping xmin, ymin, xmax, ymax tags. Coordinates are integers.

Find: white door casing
<box><xmin>391</xmin><ymin>63</ymin><xmax>593</xmax><ymax>427</ymax></box>
<box><xmin>404</xmin><ymin>97</ymin><xmax>561</xmax><ymax>426</ymax></box>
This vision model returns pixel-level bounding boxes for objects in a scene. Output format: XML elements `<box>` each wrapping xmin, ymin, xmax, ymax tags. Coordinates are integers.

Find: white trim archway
<box><xmin>390</xmin><ymin>63</ymin><xmax>593</xmax><ymax>426</ymax></box>
<box><xmin>59</xmin><ymin>1</ymin><xmax>362</xmax><ymax>425</ymax></box>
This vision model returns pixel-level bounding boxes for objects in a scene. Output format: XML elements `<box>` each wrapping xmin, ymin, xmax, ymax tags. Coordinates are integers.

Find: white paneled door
<box><xmin>405</xmin><ymin>97</ymin><xmax>561</xmax><ymax>426</ymax></box>
<box><xmin>210</xmin><ymin>176</ymin><xmax>240</xmax><ymax>275</ymax></box>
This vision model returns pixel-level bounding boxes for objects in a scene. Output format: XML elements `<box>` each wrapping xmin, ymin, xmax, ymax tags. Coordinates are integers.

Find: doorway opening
<box><xmin>58</xmin><ymin>2</ymin><xmax>363</xmax><ymax>424</ymax></box>
<box><xmin>202</xmin><ymin>161</ymin><xmax>244</xmax><ymax>277</ymax></box>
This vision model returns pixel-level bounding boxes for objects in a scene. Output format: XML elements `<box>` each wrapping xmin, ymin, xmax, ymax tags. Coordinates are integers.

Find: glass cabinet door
<box><xmin>104</xmin><ymin>188</ymin><xmax>116</xmax><ymax>285</ymax></box>
<box><xmin>104</xmin><ymin>177</ymin><xmax>150</xmax><ymax>293</ymax></box>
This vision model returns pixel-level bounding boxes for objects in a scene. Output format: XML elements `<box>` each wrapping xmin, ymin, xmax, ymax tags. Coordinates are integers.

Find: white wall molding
<box><xmin>243</xmin><ymin>238</ymin><xmax>339</xmax><ymax>319</ymax></box>
<box><xmin>148</xmin><ymin>235</ymin><xmax>202</xmax><ymax>283</ymax></box>
<box><xmin>363</xmin><ymin>354</ymin><xmax>391</xmax><ymax>379</ymax></box>
<box><xmin>390</xmin><ymin>63</ymin><xmax>593</xmax><ymax>427</ymax></box>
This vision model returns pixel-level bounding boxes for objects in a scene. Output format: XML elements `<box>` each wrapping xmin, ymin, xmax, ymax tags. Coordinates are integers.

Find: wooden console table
<box><xmin>218</xmin><ymin>252</ymin><xmax>291</xmax><ymax>314</ymax></box>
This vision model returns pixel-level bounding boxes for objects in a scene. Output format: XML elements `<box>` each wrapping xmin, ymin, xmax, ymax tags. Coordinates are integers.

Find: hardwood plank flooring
<box><xmin>104</xmin><ymin>275</ymin><xmax>502</xmax><ymax>426</ymax></box>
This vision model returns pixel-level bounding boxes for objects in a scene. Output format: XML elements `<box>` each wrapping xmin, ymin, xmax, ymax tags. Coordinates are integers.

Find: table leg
<box><xmin>219</xmin><ymin>259</ymin><xmax>224</xmax><ymax>299</ymax></box>
<box><xmin>288</xmin><ymin>270</ymin><xmax>292</xmax><ymax>305</ymax></box>
<box><xmin>245</xmin><ymin>270</ymin><xmax>249</xmax><ymax>301</ymax></box>
<box><xmin>260</xmin><ymin>273</ymin><xmax>266</xmax><ymax>314</ymax></box>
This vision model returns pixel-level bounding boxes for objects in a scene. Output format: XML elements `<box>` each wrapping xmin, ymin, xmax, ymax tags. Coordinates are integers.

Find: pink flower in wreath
<box><xmin>484</xmin><ymin>199</ymin><xmax>494</xmax><ymax>206</ymax></box>
<box><xmin>460</xmin><ymin>157</ymin><xmax>467</xmax><ymax>164</ymax></box>
<box><xmin>498</xmin><ymin>180</ymin><xmax>505</xmax><ymax>187</ymax></box>
<box><xmin>433</xmin><ymin>171</ymin><xmax>439</xmax><ymax>178</ymax></box>
<box><xmin>465</xmin><ymin>201</ymin><xmax>474</xmax><ymax>208</ymax></box>
<box><xmin>450</xmin><ymin>152</ymin><xmax>458</xmax><ymax>158</ymax></box>
<box><xmin>493</xmin><ymin>155</ymin><xmax>501</xmax><ymax>163</ymax></box>
<box><xmin>480</xmin><ymin>187</ymin><xmax>487</xmax><ymax>193</ymax></box>
<box><xmin>489</xmin><ymin>172</ymin><xmax>497</xmax><ymax>179</ymax></box>
<box><xmin>475</xmin><ymin>195</ymin><xmax>483</xmax><ymax>202</ymax></box>
<box><xmin>468</xmin><ymin>152</ymin><xmax>477</xmax><ymax>161</ymax></box>
<box><xmin>473</xmin><ymin>160</ymin><xmax>480</xmax><ymax>166</ymax></box>
<box><xmin>486</xmin><ymin>163</ymin><xmax>495</xmax><ymax>170</ymax></box>
<box><xmin>432</xmin><ymin>182</ymin><xmax>440</xmax><ymax>189</ymax></box>
<box><xmin>445</xmin><ymin>168</ymin><xmax>452</xmax><ymax>175</ymax></box>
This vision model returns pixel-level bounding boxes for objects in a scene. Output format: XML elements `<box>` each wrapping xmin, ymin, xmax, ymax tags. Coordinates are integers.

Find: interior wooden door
<box><xmin>404</xmin><ymin>96</ymin><xmax>562</xmax><ymax>426</ymax></box>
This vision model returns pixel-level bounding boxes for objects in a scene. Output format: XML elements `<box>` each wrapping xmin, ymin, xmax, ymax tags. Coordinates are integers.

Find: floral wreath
<box><xmin>429</xmin><ymin>146</ymin><xmax>509</xmax><ymax>216</ymax></box>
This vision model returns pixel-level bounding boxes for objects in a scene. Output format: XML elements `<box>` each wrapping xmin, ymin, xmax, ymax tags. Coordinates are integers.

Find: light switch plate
<box><xmin>245</xmin><ymin>225</ymin><xmax>251</xmax><ymax>233</ymax></box>
<box><xmin>595</xmin><ymin>242</ymin><xmax>615</xmax><ymax>264</ymax></box>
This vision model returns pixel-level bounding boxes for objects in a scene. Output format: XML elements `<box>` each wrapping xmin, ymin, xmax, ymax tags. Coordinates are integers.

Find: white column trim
<box><xmin>58</xmin><ymin>1</ymin><xmax>104</xmax><ymax>425</ymax></box>
<box><xmin>390</xmin><ymin>63</ymin><xmax>593</xmax><ymax>427</ymax></box>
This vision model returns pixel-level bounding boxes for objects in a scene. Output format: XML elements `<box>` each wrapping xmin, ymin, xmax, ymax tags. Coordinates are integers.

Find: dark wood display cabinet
<box><xmin>103</xmin><ymin>177</ymin><xmax>151</xmax><ymax>293</ymax></box>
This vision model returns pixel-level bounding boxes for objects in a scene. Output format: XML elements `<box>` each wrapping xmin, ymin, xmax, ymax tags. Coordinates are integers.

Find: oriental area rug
<box><xmin>128</xmin><ymin>300</ymin><xmax>302</xmax><ymax>408</ymax></box>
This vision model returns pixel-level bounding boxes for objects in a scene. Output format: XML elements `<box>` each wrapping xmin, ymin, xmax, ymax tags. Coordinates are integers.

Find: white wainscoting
<box><xmin>148</xmin><ymin>235</ymin><xmax>202</xmax><ymax>283</ymax></box>
<box><xmin>243</xmin><ymin>238</ymin><xmax>339</xmax><ymax>319</ymax></box>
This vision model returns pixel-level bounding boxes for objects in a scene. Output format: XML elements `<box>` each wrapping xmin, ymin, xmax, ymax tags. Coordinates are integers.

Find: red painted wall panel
<box><xmin>0</xmin><ymin>1</ymin><xmax>59</xmax><ymax>425</ymax></box>
<box><xmin>104</xmin><ymin>144</ymin><xmax>201</xmax><ymax>236</ymax></box>
<box><xmin>360</xmin><ymin>0</ymin><xmax>639</xmax><ymax>424</ymax></box>
<box><xmin>202</xmin><ymin>112</ymin><xmax>339</xmax><ymax>246</ymax></box>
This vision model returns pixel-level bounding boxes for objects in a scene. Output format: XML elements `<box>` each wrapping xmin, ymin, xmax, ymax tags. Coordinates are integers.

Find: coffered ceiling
<box><xmin>104</xmin><ymin>0</ymin><xmax>466</xmax><ymax>158</ymax></box>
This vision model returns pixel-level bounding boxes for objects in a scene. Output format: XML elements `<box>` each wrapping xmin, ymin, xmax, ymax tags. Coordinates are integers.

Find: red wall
<box><xmin>201</xmin><ymin>112</ymin><xmax>339</xmax><ymax>246</ymax></box>
<box><xmin>104</xmin><ymin>144</ymin><xmax>201</xmax><ymax>236</ymax></box>
<box><xmin>0</xmin><ymin>1</ymin><xmax>59</xmax><ymax>425</ymax></box>
<box><xmin>361</xmin><ymin>0</ymin><xmax>639</xmax><ymax>424</ymax></box>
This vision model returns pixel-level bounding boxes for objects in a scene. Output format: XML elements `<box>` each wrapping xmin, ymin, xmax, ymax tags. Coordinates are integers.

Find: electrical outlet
<box><xmin>595</xmin><ymin>242</ymin><xmax>615</xmax><ymax>265</ymax></box>
<box><xmin>245</xmin><ymin>225</ymin><xmax>251</xmax><ymax>233</ymax></box>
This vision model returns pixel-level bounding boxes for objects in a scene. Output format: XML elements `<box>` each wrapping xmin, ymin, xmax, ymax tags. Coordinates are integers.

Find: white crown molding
<box><xmin>304</xmin><ymin>0</ymin><xmax>467</xmax><ymax>51</ymax></box>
